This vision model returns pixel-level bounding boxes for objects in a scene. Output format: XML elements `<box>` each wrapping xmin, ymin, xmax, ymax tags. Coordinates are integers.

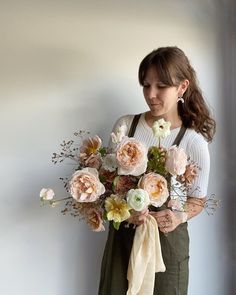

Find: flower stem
<box><xmin>50</xmin><ymin>196</ymin><xmax>73</xmax><ymax>206</ymax></box>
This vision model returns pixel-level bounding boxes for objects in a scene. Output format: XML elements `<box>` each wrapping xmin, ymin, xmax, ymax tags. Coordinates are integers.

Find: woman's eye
<box><xmin>157</xmin><ymin>84</ymin><xmax>166</xmax><ymax>89</ymax></box>
<box><xmin>143</xmin><ymin>84</ymin><xmax>167</xmax><ymax>89</ymax></box>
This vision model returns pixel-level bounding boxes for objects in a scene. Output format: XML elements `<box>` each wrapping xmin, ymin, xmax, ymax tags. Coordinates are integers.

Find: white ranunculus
<box><xmin>152</xmin><ymin>118</ymin><xmax>171</xmax><ymax>139</ymax></box>
<box><xmin>110</xmin><ymin>124</ymin><xmax>128</xmax><ymax>144</ymax></box>
<box><xmin>102</xmin><ymin>153</ymin><xmax>118</xmax><ymax>172</ymax></box>
<box><xmin>40</xmin><ymin>188</ymin><xmax>55</xmax><ymax>201</ymax></box>
<box><xmin>126</xmin><ymin>189</ymin><xmax>150</xmax><ymax>211</ymax></box>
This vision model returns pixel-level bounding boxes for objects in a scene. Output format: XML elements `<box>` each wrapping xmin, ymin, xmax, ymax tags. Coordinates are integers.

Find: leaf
<box><xmin>113</xmin><ymin>221</ymin><xmax>121</xmax><ymax>230</ymax></box>
<box><xmin>113</xmin><ymin>176</ymin><xmax>120</xmax><ymax>187</ymax></box>
<box><xmin>99</xmin><ymin>175</ymin><xmax>107</xmax><ymax>183</ymax></box>
<box><xmin>147</xmin><ymin>146</ymin><xmax>168</xmax><ymax>176</ymax></box>
<box><xmin>99</xmin><ymin>147</ymin><xmax>107</xmax><ymax>157</ymax></box>
<box><xmin>103</xmin><ymin>211</ymin><xmax>108</xmax><ymax>220</ymax></box>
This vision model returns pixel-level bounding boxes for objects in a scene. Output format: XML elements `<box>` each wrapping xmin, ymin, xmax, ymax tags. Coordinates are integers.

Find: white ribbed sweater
<box><xmin>110</xmin><ymin>113</ymin><xmax>210</xmax><ymax>198</ymax></box>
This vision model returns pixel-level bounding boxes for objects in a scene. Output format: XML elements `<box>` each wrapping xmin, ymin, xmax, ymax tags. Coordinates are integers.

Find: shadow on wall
<box><xmin>72</xmin><ymin>78</ymin><xmax>142</xmax><ymax>140</ymax></box>
<box><xmin>44</xmin><ymin>81</ymin><xmax>141</xmax><ymax>295</ymax></box>
<box><xmin>220</xmin><ymin>2</ymin><xmax>236</xmax><ymax>295</ymax></box>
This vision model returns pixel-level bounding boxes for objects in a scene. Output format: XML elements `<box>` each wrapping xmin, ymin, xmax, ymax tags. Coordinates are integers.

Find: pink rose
<box><xmin>165</xmin><ymin>146</ymin><xmax>188</xmax><ymax>176</ymax></box>
<box><xmin>116</xmin><ymin>137</ymin><xmax>148</xmax><ymax>176</ymax></box>
<box><xmin>99</xmin><ymin>168</ymin><xmax>116</xmax><ymax>191</ymax></box>
<box><xmin>113</xmin><ymin>175</ymin><xmax>139</xmax><ymax>196</ymax></box>
<box><xmin>79</xmin><ymin>135</ymin><xmax>102</xmax><ymax>155</ymax></box>
<box><xmin>79</xmin><ymin>135</ymin><xmax>102</xmax><ymax>169</ymax></box>
<box><xmin>86</xmin><ymin>208</ymin><xmax>105</xmax><ymax>232</ymax></box>
<box><xmin>177</xmin><ymin>162</ymin><xmax>198</xmax><ymax>186</ymax></box>
<box><xmin>138</xmin><ymin>172</ymin><xmax>169</xmax><ymax>207</ymax></box>
<box><xmin>80</xmin><ymin>153</ymin><xmax>102</xmax><ymax>169</ymax></box>
<box><xmin>69</xmin><ymin>167</ymin><xmax>105</xmax><ymax>202</ymax></box>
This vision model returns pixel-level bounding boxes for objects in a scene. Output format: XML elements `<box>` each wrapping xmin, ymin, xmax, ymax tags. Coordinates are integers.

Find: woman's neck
<box><xmin>145</xmin><ymin>111</ymin><xmax>182</xmax><ymax>129</ymax></box>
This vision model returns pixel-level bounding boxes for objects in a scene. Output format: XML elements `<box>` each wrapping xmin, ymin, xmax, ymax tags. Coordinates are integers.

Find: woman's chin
<box><xmin>149</xmin><ymin>109</ymin><xmax>164</xmax><ymax>117</ymax></box>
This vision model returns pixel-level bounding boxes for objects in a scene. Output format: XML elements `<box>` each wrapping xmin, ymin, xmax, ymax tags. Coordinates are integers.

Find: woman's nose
<box><xmin>148</xmin><ymin>86</ymin><xmax>158</xmax><ymax>100</ymax></box>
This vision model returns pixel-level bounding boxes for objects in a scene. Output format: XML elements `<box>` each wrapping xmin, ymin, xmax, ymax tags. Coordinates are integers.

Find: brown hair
<box><xmin>138</xmin><ymin>46</ymin><xmax>216</xmax><ymax>142</ymax></box>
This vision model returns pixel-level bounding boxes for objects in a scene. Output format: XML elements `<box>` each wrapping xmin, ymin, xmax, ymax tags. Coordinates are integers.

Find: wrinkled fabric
<box><xmin>127</xmin><ymin>215</ymin><xmax>166</xmax><ymax>295</ymax></box>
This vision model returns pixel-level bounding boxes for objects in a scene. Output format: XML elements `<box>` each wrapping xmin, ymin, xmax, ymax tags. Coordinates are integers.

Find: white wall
<box><xmin>0</xmin><ymin>0</ymin><xmax>233</xmax><ymax>294</ymax></box>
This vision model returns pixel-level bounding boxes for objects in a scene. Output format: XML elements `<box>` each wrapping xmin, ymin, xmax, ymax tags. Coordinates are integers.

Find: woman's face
<box><xmin>142</xmin><ymin>66</ymin><xmax>184</xmax><ymax>120</ymax></box>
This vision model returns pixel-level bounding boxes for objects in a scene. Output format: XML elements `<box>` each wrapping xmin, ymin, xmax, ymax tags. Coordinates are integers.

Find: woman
<box><xmin>98</xmin><ymin>46</ymin><xmax>216</xmax><ymax>295</ymax></box>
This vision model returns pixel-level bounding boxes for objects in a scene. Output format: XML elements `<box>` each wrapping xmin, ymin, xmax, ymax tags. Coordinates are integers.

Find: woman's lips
<box><xmin>150</xmin><ymin>103</ymin><xmax>161</xmax><ymax>107</ymax></box>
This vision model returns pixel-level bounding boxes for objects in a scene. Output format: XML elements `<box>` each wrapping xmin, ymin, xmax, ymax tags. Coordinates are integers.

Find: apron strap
<box><xmin>128</xmin><ymin>114</ymin><xmax>141</xmax><ymax>137</ymax></box>
<box><xmin>171</xmin><ymin>125</ymin><xmax>187</xmax><ymax>147</ymax></box>
<box><xmin>128</xmin><ymin>113</ymin><xmax>187</xmax><ymax>147</ymax></box>
<box><xmin>128</xmin><ymin>114</ymin><xmax>187</xmax><ymax>212</ymax></box>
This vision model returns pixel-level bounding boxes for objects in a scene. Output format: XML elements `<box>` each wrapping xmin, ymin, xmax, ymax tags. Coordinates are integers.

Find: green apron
<box><xmin>98</xmin><ymin>115</ymin><xmax>189</xmax><ymax>295</ymax></box>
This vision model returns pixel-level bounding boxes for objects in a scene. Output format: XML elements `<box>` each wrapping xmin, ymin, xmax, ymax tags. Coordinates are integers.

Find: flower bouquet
<box><xmin>40</xmin><ymin>119</ymin><xmax>217</xmax><ymax>231</ymax></box>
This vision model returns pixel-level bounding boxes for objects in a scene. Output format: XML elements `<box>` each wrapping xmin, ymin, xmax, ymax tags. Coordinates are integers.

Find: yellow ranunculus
<box><xmin>105</xmin><ymin>195</ymin><xmax>131</xmax><ymax>223</ymax></box>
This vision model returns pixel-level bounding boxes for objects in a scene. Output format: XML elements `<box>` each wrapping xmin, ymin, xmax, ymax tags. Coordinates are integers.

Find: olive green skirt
<box><xmin>98</xmin><ymin>221</ymin><xmax>189</xmax><ymax>295</ymax></box>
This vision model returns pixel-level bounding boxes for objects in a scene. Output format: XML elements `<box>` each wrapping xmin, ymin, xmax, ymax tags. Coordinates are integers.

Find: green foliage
<box><xmin>99</xmin><ymin>147</ymin><xmax>107</xmax><ymax>157</ymax></box>
<box><xmin>113</xmin><ymin>221</ymin><xmax>121</xmax><ymax>230</ymax></box>
<box><xmin>113</xmin><ymin>175</ymin><xmax>119</xmax><ymax>185</ymax></box>
<box><xmin>147</xmin><ymin>146</ymin><xmax>168</xmax><ymax>176</ymax></box>
<box><xmin>99</xmin><ymin>175</ymin><xmax>107</xmax><ymax>184</ymax></box>
<box><xmin>103</xmin><ymin>211</ymin><xmax>108</xmax><ymax>221</ymax></box>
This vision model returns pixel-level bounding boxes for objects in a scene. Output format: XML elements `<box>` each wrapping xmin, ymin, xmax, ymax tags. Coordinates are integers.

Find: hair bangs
<box><xmin>138</xmin><ymin>52</ymin><xmax>177</xmax><ymax>87</ymax></box>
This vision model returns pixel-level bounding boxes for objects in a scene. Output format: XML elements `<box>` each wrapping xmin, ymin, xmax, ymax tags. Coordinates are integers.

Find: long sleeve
<box><xmin>185</xmin><ymin>133</ymin><xmax>210</xmax><ymax>198</ymax></box>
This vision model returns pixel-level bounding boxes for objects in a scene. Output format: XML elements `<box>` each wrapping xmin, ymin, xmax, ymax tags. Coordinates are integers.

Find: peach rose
<box><xmin>113</xmin><ymin>175</ymin><xmax>138</xmax><ymax>196</ymax></box>
<box><xmin>86</xmin><ymin>208</ymin><xmax>105</xmax><ymax>232</ymax></box>
<box><xmin>69</xmin><ymin>167</ymin><xmax>105</xmax><ymax>202</ymax></box>
<box><xmin>80</xmin><ymin>135</ymin><xmax>102</xmax><ymax>155</ymax></box>
<box><xmin>80</xmin><ymin>153</ymin><xmax>102</xmax><ymax>169</ymax></box>
<box><xmin>79</xmin><ymin>135</ymin><xmax>102</xmax><ymax>168</ymax></box>
<box><xmin>165</xmin><ymin>146</ymin><xmax>188</xmax><ymax>176</ymax></box>
<box><xmin>138</xmin><ymin>172</ymin><xmax>169</xmax><ymax>207</ymax></box>
<box><xmin>116</xmin><ymin>137</ymin><xmax>148</xmax><ymax>176</ymax></box>
<box><xmin>177</xmin><ymin>162</ymin><xmax>198</xmax><ymax>186</ymax></box>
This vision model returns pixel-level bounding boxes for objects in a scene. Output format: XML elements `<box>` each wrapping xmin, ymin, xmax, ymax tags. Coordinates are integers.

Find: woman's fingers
<box><xmin>149</xmin><ymin>209</ymin><xmax>180</xmax><ymax>233</ymax></box>
<box><xmin>128</xmin><ymin>208</ymin><xmax>149</xmax><ymax>225</ymax></box>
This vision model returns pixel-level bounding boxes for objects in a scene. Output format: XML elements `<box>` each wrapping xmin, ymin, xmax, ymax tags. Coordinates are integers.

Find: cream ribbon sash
<box><xmin>127</xmin><ymin>215</ymin><xmax>166</xmax><ymax>295</ymax></box>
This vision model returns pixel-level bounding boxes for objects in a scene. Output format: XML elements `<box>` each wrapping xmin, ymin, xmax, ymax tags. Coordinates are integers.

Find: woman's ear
<box><xmin>178</xmin><ymin>79</ymin><xmax>189</xmax><ymax>96</ymax></box>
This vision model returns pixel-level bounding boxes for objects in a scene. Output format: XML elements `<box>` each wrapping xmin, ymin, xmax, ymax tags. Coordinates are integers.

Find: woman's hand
<box><xmin>127</xmin><ymin>208</ymin><xmax>149</xmax><ymax>226</ymax></box>
<box><xmin>149</xmin><ymin>209</ymin><xmax>182</xmax><ymax>233</ymax></box>
<box><xmin>149</xmin><ymin>197</ymin><xmax>205</xmax><ymax>233</ymax></box>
